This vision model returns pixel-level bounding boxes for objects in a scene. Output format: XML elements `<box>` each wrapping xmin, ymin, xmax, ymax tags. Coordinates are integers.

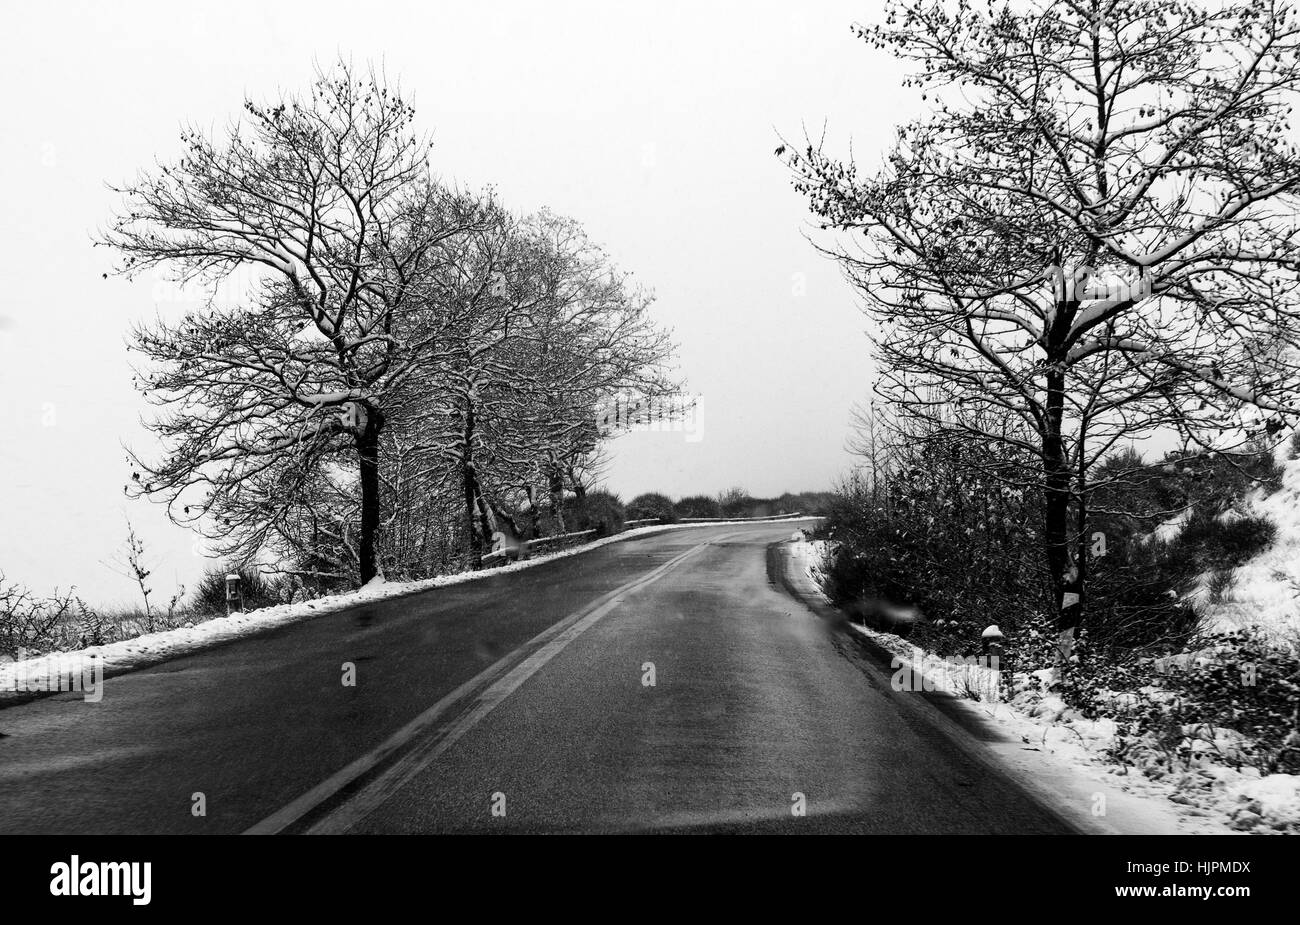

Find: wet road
<box><xmin>0</xmin><ymin>523</ymin><xmax>1074</xmax><ymax>834</ymax></box>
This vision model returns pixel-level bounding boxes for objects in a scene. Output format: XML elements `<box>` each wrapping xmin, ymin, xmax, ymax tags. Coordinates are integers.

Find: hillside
<box><xmin>1191</xmin><ymin>444</ymin><xmax>1300</xmax><ymax>643</ymax></box>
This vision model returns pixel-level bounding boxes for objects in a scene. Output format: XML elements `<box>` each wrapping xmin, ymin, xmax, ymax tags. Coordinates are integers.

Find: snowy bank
<box><xmin>1192</xmin><ymin>445</ymin><xmax>1300</xmax><ymax>641</ymax></box>
<box><xmin>791</xmin><ymin>535</ymin><xmax>1300</xmax><ymax>834</ymax></box>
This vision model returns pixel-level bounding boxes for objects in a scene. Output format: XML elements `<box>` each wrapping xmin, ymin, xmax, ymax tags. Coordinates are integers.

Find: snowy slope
<box><xmin>1192</xmin><ymin>446</ymin><xmax>1300</xmax><ymax>641</ymax></box>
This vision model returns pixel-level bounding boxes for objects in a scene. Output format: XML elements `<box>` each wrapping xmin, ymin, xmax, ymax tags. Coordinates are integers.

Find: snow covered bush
<box><xmin>1063</xmin><ymin>628</ymin><xmax>1300</xmax><ymax>776</ymax></box>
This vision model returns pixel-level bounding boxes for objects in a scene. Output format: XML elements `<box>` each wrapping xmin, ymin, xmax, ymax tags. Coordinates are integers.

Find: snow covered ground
<box><xmin>1</xmin><ymin>517</ymin><xmax>819</xmax><ymax>705</ymax></box>
<box><xmin>791</xmin><ymin>537</ymin><xmax>1300</xmax><ymax>834</ymax></box>
<box><xmin>1191</xmin><ymin>445</ymin><xmax>1300</xmax><ymax>642</ymax></box>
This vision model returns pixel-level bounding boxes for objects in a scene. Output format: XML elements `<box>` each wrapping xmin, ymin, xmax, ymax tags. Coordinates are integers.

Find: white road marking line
<box><xmin>246</xmin><ymin>533</ymin><xmax>735</xmax><ymax>835</ymax></box>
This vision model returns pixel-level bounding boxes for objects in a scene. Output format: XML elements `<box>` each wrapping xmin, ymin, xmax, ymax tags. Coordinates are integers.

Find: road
<box><xmin>0</xmin><ymin>522</ymin><xmax>1075</xmax><ymax>834</ymax></box>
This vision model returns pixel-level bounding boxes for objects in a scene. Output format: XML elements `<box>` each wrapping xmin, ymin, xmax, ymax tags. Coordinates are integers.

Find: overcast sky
<box><xmin>0</xmin><ymin>1</ymin><xmax>915</xmax><ymax>603</ymax></box>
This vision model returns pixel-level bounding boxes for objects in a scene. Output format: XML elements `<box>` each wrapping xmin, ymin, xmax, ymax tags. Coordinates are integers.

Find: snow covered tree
<box><xmin>383</xmin><ymin>209</ymin><xmax>678</xmax><ymax>563</ymax></box>
<box><xmin>505</xmin><ymin>211</ymin><xmax>678</xmax><ymax>533</ymax></box>
<box><xmin>104</xmin><ymin>61</ymin><xmax>489</xmax><ymax>584</ymax></box>
<box><xmin>787</xmin><ymin>0</ymin><xmax>1300</xmax><ymax>656</ymax></box>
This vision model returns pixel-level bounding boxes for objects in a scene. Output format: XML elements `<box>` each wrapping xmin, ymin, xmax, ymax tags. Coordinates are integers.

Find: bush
<box><xmin>1062</xmin><ymin>629</ymin><xmax>1300</xmax><ymax>775</ymax></box>
<box><xmin>626</xmin><ymin>492</ymin><xmax>678</xmax><ymax>523</ymax></box>
<box><xmin>775</xmin><ymin>491</ymin><xmax>836</xmax><ymax>516</ymax></box>
<box><xmin>191</xmin><ymin>565</ymin><xmax>282</xmax><ymax>615</ymax></box>
<box><xmin>0</xmin><ymin>577</ymin><xmax>82</xmax><ymax>658</ymax></box>
<box><xmin>1063</xmin><ymin>445</ymin><xmax>1282</xmax><ymax>650</ymax></box>
<box><xmin>817</xmin><ymin>438</ymin><xmax>1050</xmax><ymax>656</ymax></box>
<box><xmin>675</xmin><ymin>495</ymin><xmax>722</xmax><ymax>518</ymax></box>
<box><xmin>568</xmin><ymin>491</ymin><xmax>625</xmax><ymax>537</ymax></box>
<box><xmin>717</xmin><ymin>487</ymin><xmax>754</xmax><ymax>517</ymax></box>
<box><xmin>1173</xmin><ymin>509</ymin><xmax>1276</xmax><ymax>571</ymax></box>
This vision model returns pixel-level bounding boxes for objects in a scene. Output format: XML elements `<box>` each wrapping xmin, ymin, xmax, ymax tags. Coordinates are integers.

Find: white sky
<box><xmin>0</xmin><ymin>1</ymin><xmax>914</xmax><ymax>603</ymax></box>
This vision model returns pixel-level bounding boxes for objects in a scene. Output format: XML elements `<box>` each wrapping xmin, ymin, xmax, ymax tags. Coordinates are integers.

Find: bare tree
<box><xmin>388</xmin><ymin>209</ymin><xmax>678</xmax><ymax>560</ymax></box>
<box><xmin>104</xmin><ymin>61</ymin><xmax>487</xmax><ymax>585</ymax></box>
<box><xmin>786</xmin><ymin>0</ymin><xmax>1300</xmax><ymax>656</ymax></box>
<box><xmin>847</xmin><ymin>398</ymin><xmax>896</xmax><ymax>503</ymax></box>
<box><xmin>508</xmin><ymin>212</ymin><xmax>679</xmax><ymax>530</ymax></box>
<box><xmin>104</xmin><ymin>517</ymin><xmax>155</xmax><ymax>628</ymax></box>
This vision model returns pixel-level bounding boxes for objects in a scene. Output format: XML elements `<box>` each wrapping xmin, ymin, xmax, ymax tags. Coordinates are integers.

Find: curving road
<box><xmin>0</xmin><ymin>522</ymin><xmax>1075</xmax><ymax>834</ymax></box>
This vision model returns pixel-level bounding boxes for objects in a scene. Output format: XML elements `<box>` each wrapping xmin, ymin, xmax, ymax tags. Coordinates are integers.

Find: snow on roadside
<box><xmin>1</xmin><ymin>517</ymin><xmax>820</xmax><ymax>704</ymax></box>
<box><xmin>843</xmin><ymin>620</ymin><xmax>1264</xmax><ymax>834</ymax></box>
<box><xmin>792</xmin><ymin>535</ymin><xmax>1299</xmax><ymax>834</ymax></box>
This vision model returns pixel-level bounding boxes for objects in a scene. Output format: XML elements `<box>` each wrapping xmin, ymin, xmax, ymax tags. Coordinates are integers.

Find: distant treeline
<box><xmin>626</xmin><ymin>488</ymin><xmax>835</xmax><ymax>523</ymax></box>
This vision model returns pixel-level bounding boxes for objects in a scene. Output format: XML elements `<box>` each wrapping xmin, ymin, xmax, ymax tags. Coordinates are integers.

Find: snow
<box><xmin>1148</xmin><ymin>506</ymin><xmax>1193</xmax><ymax>545</ymax></box>
<box><xmin>845</xmin><ymin>618</ymin><xmax>1246</xmax><ymax>833</ymax></box>
<box><xmin>1</xmin><ymin>516</ymin><xmax>822</xmax><ymax>705</ymax></box>
<box><xmin>1192</xmin><ymin>445</ymin><xmax>1300</xmax><ymax>640</ymax></box>
<box><xmin>1224</xmin><ymin>774</ymin><xmax>1300</xmax><ymax>832</ymax></box>
<box><xmin>790</xmin><ymin>535</ymin><xmax>1283</xmax><ymax>834</ymax></box>
<box><xmin>792</xmin><ymin>536</ymin><xmax>834</xmax><ymax>590</ymax></box>
<box><xmin>302</xmin><ymin>392</ymin><xmax>361</xmax><ymax>405</ymax></box>
<box><xmin>840</xmin><ymin>615</ymin><xmax>1300</xmax><ymax>833</ymax></box>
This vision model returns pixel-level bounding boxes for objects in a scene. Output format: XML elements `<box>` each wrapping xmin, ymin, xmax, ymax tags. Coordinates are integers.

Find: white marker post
<box><xmin>225</xmin><ymin>573</ymin><xmax>243</xmax><ymax>615</ymax></box>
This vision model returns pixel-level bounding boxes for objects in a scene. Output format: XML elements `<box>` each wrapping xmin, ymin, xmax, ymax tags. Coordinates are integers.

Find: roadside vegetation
<box><xmin>788</xmin><ymin>0</ymin><xmax>1300</xmax><ymax>830</ymax></box>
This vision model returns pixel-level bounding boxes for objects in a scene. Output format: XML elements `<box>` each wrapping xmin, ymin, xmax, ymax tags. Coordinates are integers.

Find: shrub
<box><xmin>626</xmin><ymin>492</ymin><xmax>678</xmax><ymax>523</ymax></box>
<box><xmin>71</xmin><ymin>600</ymin><xmax>113</xmax><ymax>648</ymax></box>
<box><xmin>191</xmin><ymin>565</ymin><xmax>282</xmax><ymax>615</ymax></box>
<box><xmin>1082</xmin><ymin>535</ymin><xmax>1204</xmax><ymax>650</ymax></box>
<box><xmin>1206</xmin><ymin>568</ymin><xmax>1237</xmax><ymax>604</ymax></box>
<box><xmin>717</xmin><ymin>487</ymin><xmax>754</xmax><ymax>517</ymax></box>
<box><xmin>1073</xmin><ymin>445</ymin><xmax>1281</xmax><ymax>650</ymax></box>
<box><xmin>775</xmin><ymin>491</ymin><xmax>836</xmax><ymax>515</ymax></box>
<box><xmin>675</xmin><ymin>495</ymin><xmax>722</xmax><ymax>518</ymax></box>
<box><xmin>1172</xmin><ymin>509</ymin><xmax>1276</xmax><ymax>572</ymax></box>
<box><xmin>1063</xmin><ymin>629</ymin><xmax>1300</xmax><ymax>775</ymax></box>
<box><xmin>0</xmin><ymin>577</ymin><xmax>81</xmax><ymax>658</ymax></box>
<box><xmin>817</xmin><ymin>438</ymin><xmax>1050</xmax><ymax>656</ymax></box>
<box><xmin>568</xmin><ymin>491</ymin><xmax>625</xmax><ymax>537</ymax></box>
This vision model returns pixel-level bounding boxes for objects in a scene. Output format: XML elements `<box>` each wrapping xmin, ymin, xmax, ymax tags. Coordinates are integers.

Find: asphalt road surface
<box><xmin>0</xmin><ymin>522</ymin><xmax>1075</xmax><ymax>834</ymax></box>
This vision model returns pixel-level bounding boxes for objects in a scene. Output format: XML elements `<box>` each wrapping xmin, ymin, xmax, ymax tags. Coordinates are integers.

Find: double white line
<box><xmin>246</xmin><ymin>534</ymin><xmax>732</xmax><ymax>835</ymax></box>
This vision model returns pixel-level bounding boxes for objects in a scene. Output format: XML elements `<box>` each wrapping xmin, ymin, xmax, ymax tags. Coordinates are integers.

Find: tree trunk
<box><xmin>569</xmin><ymin>465</ymin><xmax>587</xmax><ymax>502</ymax></box>
<box><xmin>461</xmin><ymin>401</ymin><xmax>485</xmax><ymax>567</ymax></box>
<box><xmin>463</xmin><ymin>468</ymin><xmax>482</xmax><ymax>567</ymax></box>
<box><xmin>525</xmin><ymin>485</ymin><xmax>542</xmax><ymax>537</ymax></box>
<box><xmin>473</xmin><ymin>480</ymin><xmax>496</xmax><ymax>544</ymax></box>
<box><xmin>548</xmin><ymin>458</ymin><xmax>567</xmax><ymax>534</ymax></box>
<box><xmin>356</xmin><ymin>404</ymin><xmax>386</xmax><ymax>586</ymax></box>
<box><xmin>1075</xmin><ymin>427</ymin><xmax>1090</xmax><ymax>642</ymax></box>
<box><xmin>1043</xmin><ymin>366</ymin><xmax>1082</xmax><ymax>663</ymax></box>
